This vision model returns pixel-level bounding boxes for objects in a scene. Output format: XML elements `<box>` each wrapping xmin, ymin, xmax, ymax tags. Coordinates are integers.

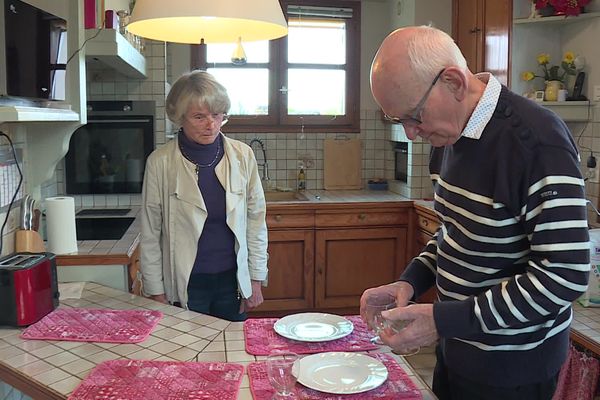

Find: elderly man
<box><xmin>360</xmin><ymin>26</ymin><xmax>590</xmax><ymax>400</ymax></box>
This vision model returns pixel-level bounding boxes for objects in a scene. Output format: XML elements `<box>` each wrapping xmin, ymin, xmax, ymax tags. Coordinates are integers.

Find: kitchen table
<box><xmin>0</xmin><ymin>282</ymin><xmax>437</xmax><ymax>399</ymax></box>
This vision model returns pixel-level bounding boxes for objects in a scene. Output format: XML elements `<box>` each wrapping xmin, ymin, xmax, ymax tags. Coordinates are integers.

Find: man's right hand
<box><xmin>359</xmin><ymin>281</ymin><xmax>414</xmax><ymax>324</ymax></box>
<box><xmin>149</xmin><ymin>294</ymin><xmax>168</xmax><ymax>304</ymax></box>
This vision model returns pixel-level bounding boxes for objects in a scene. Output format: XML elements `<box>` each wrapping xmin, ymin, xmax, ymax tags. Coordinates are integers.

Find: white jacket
<box><xmin>140</xmin><ymin>134</ymin><xmax>268</xmax><ymax>307</ymax></box>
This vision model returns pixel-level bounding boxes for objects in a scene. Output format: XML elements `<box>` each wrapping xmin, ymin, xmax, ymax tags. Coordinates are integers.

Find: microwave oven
<box><xmin>0</xmin><ymin>0</ymin><xmax>68</xmax><ymax>103</ymax></box>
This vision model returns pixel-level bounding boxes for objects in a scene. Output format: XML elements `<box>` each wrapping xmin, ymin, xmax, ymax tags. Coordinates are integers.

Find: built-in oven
<box><xmin>394</xmin><ymin>142</ymin><xmax>408</xmax><ymax>183</ymax></box>
<box><xmin>65</xmin><ymin>101</ymin><xmax>155</xmax><ymax>194</ymax></box>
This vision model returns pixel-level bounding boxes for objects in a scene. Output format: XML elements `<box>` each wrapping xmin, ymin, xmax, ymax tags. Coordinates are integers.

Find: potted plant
<box><xmin>534</xmin><ymin>0</ymin><xmax>590</xmax><ymax>17</ymax></box>
<box><xmin>521</xmin><ymin>52</ymin><xmax>582</xmax><ymax>101</ymax></box>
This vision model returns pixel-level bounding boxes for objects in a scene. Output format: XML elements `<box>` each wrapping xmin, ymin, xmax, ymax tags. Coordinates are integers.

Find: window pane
<box><xmin>208</xmin><ymin>68</ymin><xmax>269</xmax><ymax>115</ymax></box>
<box><xmin>207</xmin><ymin>41</ymin><xmax>269</xmax><ymax>63</ymax></box>
<box><xmin>288</xmin><ymin>69</ymin><xmax>345</xmax><ymax>115</ymax></box>
<box><xmin>288</xmin><ymin>19</ymin><xmax>346</xmax><ymax>65</ymax></box>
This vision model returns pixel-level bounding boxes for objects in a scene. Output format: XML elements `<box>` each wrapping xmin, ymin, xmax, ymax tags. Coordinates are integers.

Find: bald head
<box><xmin>370</xmin><ymin>26</ymin><xmax>468</xmax><ymax>115</ymax></box>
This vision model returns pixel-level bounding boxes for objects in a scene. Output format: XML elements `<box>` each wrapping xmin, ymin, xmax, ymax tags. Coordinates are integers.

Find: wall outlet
<box><xmin>594</xmin><ymin>85</ymin><xmax>600</xmax><ymax>102</ymax></box>
<box><xmin>589</xmin><ymin>164</ymin><xmax>600</xmax><ymax>183</ymax></box>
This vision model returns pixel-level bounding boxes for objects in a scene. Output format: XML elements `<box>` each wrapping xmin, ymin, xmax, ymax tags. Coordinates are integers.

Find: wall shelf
<box><xmin>0</xmin><ymin>106</ymin><xmax>79</xmax><ymax>123</ymax></box>
<box><xmin>540</xmin><ymin>100</ymin><xmax>592</xmax><ymax>122</ymax></box>
<box><xmin>514</xmin><ymin>11</ymin><xmax>600</xmax><ymax>25</ymax></box>
<box><xmin>85</xmin><ymin>29</ymin><xmax>146</xmax><ymax>79</ymax></box>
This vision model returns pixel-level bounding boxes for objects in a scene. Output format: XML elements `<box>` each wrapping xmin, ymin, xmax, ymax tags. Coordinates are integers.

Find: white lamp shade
<box><xmin>127</xmin><ymin>0</ymin><xmax>288</xmax><ymax>44</ymax></box>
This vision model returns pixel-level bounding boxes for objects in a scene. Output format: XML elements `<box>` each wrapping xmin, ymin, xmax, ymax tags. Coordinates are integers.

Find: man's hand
<box><xmin>149</xmin><ymin>294</ymin><xmax>168</xmax><ymax>304</ymax></box>
<box><xmin>378</xmin><ymin>302</ymin><xmax>439</xmax><ymax>353</ymax></box>
<box><xmin>359</xmin><ymin>281</ymin><xmax>414</xmax><ymax>324</ymax></box>
<box><xmin>239</xmin><ymin>280</ymin><xmax>264</xmax><ymax>313</ymax></box>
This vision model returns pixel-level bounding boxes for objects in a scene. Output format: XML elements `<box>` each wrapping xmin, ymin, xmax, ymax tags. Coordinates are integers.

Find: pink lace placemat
<box><xmin>248</xmin><ymin>352</ymin><xmax>422</xmax><ymax>399</ymax></box>
<box><xmin>244</xmin><ymin>316</ymin><xmax>377</xmax><ymax>356</ymax></box>
<box><xmin>21</xmin><ymin>308</ymin><xmax>162</xmax><ymax>343</ymax></box>
<box><xmin>68</xmin><ymin>359</ymin><xmax>244</xmax><ymax>400</ymax></box>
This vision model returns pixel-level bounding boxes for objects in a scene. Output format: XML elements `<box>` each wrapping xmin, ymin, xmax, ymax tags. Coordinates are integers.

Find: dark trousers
<box><xmin>186</xmin><ymin>269</ymin><xmax>246</xmax><ymax>322</ymax></box>
<box><xmin>433</xmin><ymin>344</ymin><xmax>558</xmax><ymax>400</ymax></box>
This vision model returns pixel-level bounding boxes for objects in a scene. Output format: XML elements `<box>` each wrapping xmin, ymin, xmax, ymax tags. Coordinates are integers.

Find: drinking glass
<box><xmin>266</xmin><ymin>351</ymin><xmax>299</xmax><ymax>399</ymax></box>
<box><xmin>364</xmin><ymin>293</ymin><xmax>420</xmax><ymax>356</ymax></box>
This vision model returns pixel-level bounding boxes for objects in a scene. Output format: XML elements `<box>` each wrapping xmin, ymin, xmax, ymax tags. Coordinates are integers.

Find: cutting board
<box><xmin>323</xmin><ymin>138</ymin><xmax>362</xmax><ymax>190</ymax></box>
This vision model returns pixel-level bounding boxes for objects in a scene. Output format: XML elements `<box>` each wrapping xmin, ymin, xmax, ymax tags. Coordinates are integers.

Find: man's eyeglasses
<box><xmin>384</xmin><ymin>68</ymin><xmax>445</xmax><ymax>127</ymax></box>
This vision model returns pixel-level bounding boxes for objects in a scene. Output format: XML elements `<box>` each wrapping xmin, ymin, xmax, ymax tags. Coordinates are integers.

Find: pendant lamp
<box><xmin>127</xmin><ymin>0</ymin><xmax>288</xmax><ymax>44</ymax></box>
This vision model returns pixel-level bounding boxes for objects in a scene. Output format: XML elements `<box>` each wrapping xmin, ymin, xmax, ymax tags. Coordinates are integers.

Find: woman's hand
<box><xmin>240</xmin><ymin>280</ymin><xmax>264</xmax><ymax>313</ymax></box>
<box><xmin>149</xmin><ymin>294</ymin><xmax>168</xmax><ymax>304</ymax></box>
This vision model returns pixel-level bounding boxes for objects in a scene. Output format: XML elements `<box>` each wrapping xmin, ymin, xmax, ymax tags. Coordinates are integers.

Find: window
<box><xmin>194</xmin><ymin>0</ymin><xmax>361</xmax><ymax>133</ymax></box>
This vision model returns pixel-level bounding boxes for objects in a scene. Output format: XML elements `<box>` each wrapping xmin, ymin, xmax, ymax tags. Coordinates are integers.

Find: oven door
<box><xmin>65</xmin><ymin>115</ymin><xmax>154</xmax><ymax>194</ymax></box>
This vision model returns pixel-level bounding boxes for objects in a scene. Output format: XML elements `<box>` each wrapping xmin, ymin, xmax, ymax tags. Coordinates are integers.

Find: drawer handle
<box><xmin>358</xmin><ymin>214</ymin><xmax>366</xmax><ymax>220</ymax></box>
<box><xmin>275</xmin><ymin>215</ymin><xmax>282</xmax><ymax>221</ymax></box>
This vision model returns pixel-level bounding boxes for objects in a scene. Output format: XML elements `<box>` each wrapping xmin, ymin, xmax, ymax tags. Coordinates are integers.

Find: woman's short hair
<box><xmin>166</xmin><ymin>70</ymin><xmax>231</xmax><ymax>126</ymax></box>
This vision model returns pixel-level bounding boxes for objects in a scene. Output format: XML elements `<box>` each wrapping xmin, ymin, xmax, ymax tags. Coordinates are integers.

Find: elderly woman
<box><xmin>140</xmin><ymin>70</ymin><xmax>268</xmax><ymax>321</ymax></box>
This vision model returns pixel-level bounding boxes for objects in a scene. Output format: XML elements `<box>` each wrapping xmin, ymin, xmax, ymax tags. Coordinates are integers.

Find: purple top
<box><xmin>178</xmin><ymin>132</ymin><xmax>237</xmax><ymax>275</ymax></box>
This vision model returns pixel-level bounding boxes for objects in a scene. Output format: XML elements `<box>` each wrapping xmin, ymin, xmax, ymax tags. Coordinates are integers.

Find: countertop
<box><xmin>57</xmin><ymin>190</ymin><xmax>412</xmax><ymax>262</ymax></box>
<box><xmin>0</xmin><ymin>283</ymin><xmax>437</xmax><ymax>400</ymax></box>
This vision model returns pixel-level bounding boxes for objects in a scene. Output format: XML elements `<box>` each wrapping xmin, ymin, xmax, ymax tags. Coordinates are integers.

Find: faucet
<box><xmin>249</xmin><ymin>138</ymin><xmax>270</xmax><ymax>182</ymax></box>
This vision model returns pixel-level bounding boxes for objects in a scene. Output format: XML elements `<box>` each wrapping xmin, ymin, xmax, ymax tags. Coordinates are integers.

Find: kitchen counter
<box><xmin>0</xmin><ymin>283</ymin><xmax>437</xmax><ymax>399</ymax></box>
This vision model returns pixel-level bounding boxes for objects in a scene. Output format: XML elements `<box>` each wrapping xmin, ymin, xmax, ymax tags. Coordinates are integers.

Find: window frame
<box><xmin>194</xmin><ymin>0</ymin><xmax>361</xmax><ymax>134</ymax></box>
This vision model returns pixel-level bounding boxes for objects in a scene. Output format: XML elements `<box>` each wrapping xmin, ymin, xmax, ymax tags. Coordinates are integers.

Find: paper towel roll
<box><xmin>46</xmin><ymin>197</ymin><xmax>78</xmax><ymax>255</ymax></box>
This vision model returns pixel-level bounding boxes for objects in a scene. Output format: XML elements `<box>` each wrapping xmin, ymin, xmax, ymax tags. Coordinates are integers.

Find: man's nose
<box><xmin>403</xmin><ymin>125</ymin><xmax>420</xmax><ymax>141</ymax></box>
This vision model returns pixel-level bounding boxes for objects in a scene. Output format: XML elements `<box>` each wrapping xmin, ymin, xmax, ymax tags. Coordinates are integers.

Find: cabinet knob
<box><xmin>275</xmin><ymin>215</ymin><xmax>282</xmax><ymax>221</ymax></box>
<box><xmin>358</xmin><ymin>214</ymin><xmax>366</xmax><ymax>220</ymax></box>
<box><xmin>469</xmin><ymin>27</ymin><xmax>481</xmax><ymax>33</ymax></box>
<box><xmin>423</xmin><ymin>219</ymin><xmax>428</xmax><ymax>226</ymax></box>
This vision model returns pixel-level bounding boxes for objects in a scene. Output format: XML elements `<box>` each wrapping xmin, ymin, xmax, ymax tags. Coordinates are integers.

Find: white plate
<box><xmin>295</xmin><ymin>352</ymin><xmax>388</xmax><ymax>394</ymax></box>
<box><xmin>273</xmin><ymin>313</ymin><xmax>353</xmax><ymax>342</ymax></box>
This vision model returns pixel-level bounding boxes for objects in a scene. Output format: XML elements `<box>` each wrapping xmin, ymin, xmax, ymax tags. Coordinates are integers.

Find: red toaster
<box><xmin>0</xmin><ymin>252</ymin><xmax>59</xmax><ymax>326</ymax></box>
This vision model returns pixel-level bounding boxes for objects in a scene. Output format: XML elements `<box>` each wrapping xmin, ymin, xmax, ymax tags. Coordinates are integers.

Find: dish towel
<box><xmin>247</xmin><ymin>353</ymin><xmax>422</xmax><ymax>399</ymax></box>
<box><xmin>68</xmin><ymin>359</ymin><xmax>245</xmax><ymax>400</ymax></box>
<box><xmin>21</xmin><ymin>308</ymin><xmax>162</xmax><ymax>343</ymax></box>
<box><xmin>244</xmin><ymin>315</ymin><xmax>378</xmax><ymax>355</ymax></box>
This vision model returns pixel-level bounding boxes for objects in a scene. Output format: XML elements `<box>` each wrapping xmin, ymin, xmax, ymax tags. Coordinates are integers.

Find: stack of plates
<box><xmin>273</xmin><ymin>313</ymin><xmax>388</xmax><ymax>394</ymax></box>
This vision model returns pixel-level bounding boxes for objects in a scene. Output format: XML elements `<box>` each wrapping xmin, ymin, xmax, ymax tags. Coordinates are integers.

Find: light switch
<box><xmin>593</xmin><ymin>85</ymin><xmax>600</xmax><ymax>102</ymax></box>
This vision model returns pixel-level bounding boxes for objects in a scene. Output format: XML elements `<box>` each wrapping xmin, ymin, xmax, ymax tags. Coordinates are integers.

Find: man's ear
<box><xmin>441</xmin><ymin>67</ymin><xmax>468</xmax><ymax>101</ymax></box>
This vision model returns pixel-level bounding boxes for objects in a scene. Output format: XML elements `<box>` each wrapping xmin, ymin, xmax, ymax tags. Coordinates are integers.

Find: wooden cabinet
<box><xmin>314</xmin><ymin>208</ymin><xmax>408</xmax><ymax>310</ymax></box>
<box><xmin>412</xmin><ymin>205</ymin><xmax>441</xmax><ymax>303</ymax></box>
<box><xmin>253</xmin><ymin>203</ymin><xmax>412</xmax><ymax>316</ymax></box>
<box><xmin>453</xmin><ymin>0</ymin><xmax>512</xmax><ymax>84</ymax></box>
<box><xmin>261</xmin><ymin>210</ymin><xmax>315</xmax><ymax>312</ymax></box>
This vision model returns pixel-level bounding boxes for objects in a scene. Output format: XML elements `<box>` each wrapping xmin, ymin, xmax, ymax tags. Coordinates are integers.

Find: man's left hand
<box><xmin>240</xmin><ymin>280</ymin><xmax>264</xmax><ymax>313</ymax></box>
<box><xmin>378</xmin><ymin>302</ymin><xmax>439</xmax><ymax>353</ymax></box>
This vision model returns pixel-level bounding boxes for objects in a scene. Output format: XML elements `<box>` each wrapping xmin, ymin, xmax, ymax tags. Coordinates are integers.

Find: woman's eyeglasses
<box><xmin>384</xmin><ymin>68</ymin><xmax>445</xmax><ymax>127</ymax></box>
<box><xmin>188</xmin><ymin>113</ymin><xmax>229</xmax><ymax>126</ymax></box>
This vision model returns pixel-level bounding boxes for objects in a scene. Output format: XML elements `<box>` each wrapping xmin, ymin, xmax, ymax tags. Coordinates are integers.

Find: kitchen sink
<box><xmin>264</xmin><ymin>191</ymin><xmax>309</xmax><ymax>202</ymax></box>
<box><xmin>75</xmin><ymin>217</ymin><xmax>135</xmax><ymax>240</ymax></box>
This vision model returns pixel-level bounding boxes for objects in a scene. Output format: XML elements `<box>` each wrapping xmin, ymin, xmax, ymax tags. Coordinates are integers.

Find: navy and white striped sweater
<box><xmin>401</xmin><ymin>87</ymin><xmax>590</xmax><ymax>387</ymax></box>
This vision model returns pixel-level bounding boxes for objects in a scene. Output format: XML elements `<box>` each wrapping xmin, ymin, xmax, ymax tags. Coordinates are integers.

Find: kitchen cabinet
<box><xmin>261</xmin><ymin>210</ymin><xmax>315</xmax><ymax>312</ymax></box>
<box><xmin>412</xmin><ymin>204</ymin><xmax>441</xmax><ymax>303</ymax></box>
<box><xmin>453</xmin><ymin>0</ymin><xmax>512</xmax><ymax>84</ymax></box>
<box><xmin>254</xmin><ymin>203</ymin><xmax>412</xmax><ymax>316</ymax></box>
<box><xmin>314</xmin><ymin>208</ymin><xmax>408</xmax><ymax>309</ymax></box>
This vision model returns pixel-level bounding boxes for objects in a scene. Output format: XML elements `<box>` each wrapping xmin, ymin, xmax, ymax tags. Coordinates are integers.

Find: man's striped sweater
<box><xmin>401</xmin><ymin>87</ymin><xmax>590</xmax><ymax>387</ymax></box>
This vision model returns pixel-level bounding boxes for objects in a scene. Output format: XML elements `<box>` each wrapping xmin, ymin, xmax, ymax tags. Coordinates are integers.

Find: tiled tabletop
<box><xmin>0</xmin><ymin>283</ymin><xmax>437</xmax><ymax>400</ymax></box>
<box><xmin>571</xmin><ymin>302</ymin><xmax>600</xmax><ymax>354</ymax></box>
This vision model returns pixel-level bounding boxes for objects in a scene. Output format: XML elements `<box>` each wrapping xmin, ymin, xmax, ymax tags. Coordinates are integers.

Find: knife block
<box><xmin>15</xmin><ymin>230</ymin><xmax>46</xmax><ymax>253</ymax></box>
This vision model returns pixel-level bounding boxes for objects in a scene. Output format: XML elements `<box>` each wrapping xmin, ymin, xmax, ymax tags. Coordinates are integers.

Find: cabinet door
<box><xmin>414</xmin><ymin>231</ymin><xmax>438</xmax><ymax>304</ymax></box>
<box><xmin>453</xmin><ymin>0</ymin><xmax>511</xmax><ymax>84</ymax></box>
<box><xmin>256</xmin><ymin>229</ymin><xmax>315</xmax><ymax>312</ymax></box>
<box><xmin>454</xmin><ymin>0</ymin><xmax>483</xmax><ymax>73</ymax></box>
<box><xmin>315</xmin><ymin>227</ymin><xmax>407</xmax><ymax>309</ymax></box>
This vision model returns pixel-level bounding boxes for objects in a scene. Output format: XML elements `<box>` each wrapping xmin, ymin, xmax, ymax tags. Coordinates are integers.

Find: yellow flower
<box><xmin>563</xmin><ymin>51</ymin><xmax>575</xmax><ymax>64</ymax></box>
<box><xmin>537</xmin><ymin>53</ymin><xmax>550</xmax><ymax>65</ymax></box>
<box><xmin>521</xmin><ymin>71</ymin><xmax>535</xmax><ymax>81</ymax></box>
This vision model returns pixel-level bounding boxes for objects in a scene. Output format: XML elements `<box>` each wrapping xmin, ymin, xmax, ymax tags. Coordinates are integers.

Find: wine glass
<box><xmin>364</xmin><ymin>293</ymin><xmax>420</xmax><ymax>356</ymax></box>
<box><xmin>266</xmin><ymin>351</ymin><xmax>299</xmax><ymax>399</ymax></box>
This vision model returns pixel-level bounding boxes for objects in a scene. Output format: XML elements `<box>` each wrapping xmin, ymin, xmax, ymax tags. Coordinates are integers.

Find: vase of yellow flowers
<box><xmin>521</xmin><ymin>52</ymin><xmax>579</xmax><ymax>101</ymax></box>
